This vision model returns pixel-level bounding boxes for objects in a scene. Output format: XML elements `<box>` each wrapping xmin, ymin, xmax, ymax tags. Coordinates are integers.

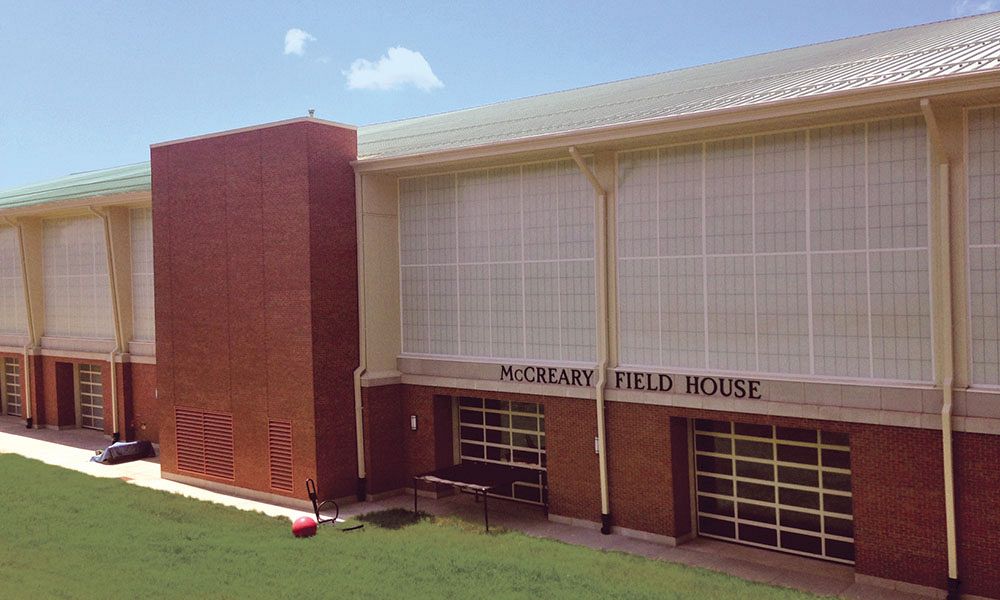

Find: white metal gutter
<box><xmin>352</xmin><ymin>170</ymin><xmax>368</xmax><ymax>501</ymax></box>
<box><xmin>90</xmin><ymin>207</ymin><xmax>122</xmax><ymax>441</ymax></box>
<box><xmin>5</xmin><ymin>217</ymin><xmax>34</xmax><ymax>427</ymax></box>
<box><xmin>920</xmin><ymin>99</ymin><xmax>959</xmax><ymax>599</ymax></box>
<box><xmin>568</xmin><ymin>146</ymin><xmax>612</xmax><ymax>534</ymax></box>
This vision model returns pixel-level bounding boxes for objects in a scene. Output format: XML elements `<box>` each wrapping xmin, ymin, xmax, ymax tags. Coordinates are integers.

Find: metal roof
<box><xmin>3</xmin><ymin>11</ymin><xmax>1000</xmax><ymax>209</ymax></box>
<box><xmin>358</xmin><ymin>11</ymin><xmax>1000</xmax><ymax>159</ymax></box>
<box><xmin>0</xmin><ymin>162</ymin><xmax>151</xmax><ymax>211</ymax></box>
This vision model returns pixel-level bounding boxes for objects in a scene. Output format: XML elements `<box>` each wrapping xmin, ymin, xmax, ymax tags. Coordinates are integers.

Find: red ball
<box><xmin>292</xmin><ymin>516</ymin><xmax>317</xmax><ymax>538</ymax></box>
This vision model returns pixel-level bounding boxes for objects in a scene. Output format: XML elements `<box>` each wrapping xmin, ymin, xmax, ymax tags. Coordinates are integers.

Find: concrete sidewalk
<box><xmin>0</xmin><ymin>416</ymin><xmax>936</xmax><ymax>600</ymax></box>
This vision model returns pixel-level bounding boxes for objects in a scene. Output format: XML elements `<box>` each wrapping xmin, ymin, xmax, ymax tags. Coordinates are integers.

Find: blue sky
<box><xmin>0</xmin><ymin>0</ymin><xmax>996</xmax><ymax>189</ymax></box>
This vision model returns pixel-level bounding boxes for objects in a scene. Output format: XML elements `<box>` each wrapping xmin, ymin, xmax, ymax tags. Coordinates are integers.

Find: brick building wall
<box><xmin>955</xmin><ymin>432</ymin><xmax>1000</xmax><ymax>599</ymax></box>
<box><xmin>152</xmin><ymin>119</ymin><xmax>358</xmax><ymax>502</ymax></box>
<box><xmin>361</xmin><ymin>384</ymin><xmax>405</xmax><ymax>495</ymax></box>
<box><xmin>122</xmin><ymin>362</ymin><xmax>158</xmax><ymax>443</ymax></box>
<box><xmin>360</xmin><ymin>384</ymin><xmax>1000</xmax><ymax>594</ymax></box>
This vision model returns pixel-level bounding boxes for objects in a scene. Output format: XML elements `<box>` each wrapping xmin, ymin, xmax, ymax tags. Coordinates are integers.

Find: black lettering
<box><xmin>524</xmin><ymin>367</ymin><xmax>535</xmax><ymax>383</ymax></box>
<box><xmin>514</xmin><ymin>368</ymin><xmax>524</xmax><ymax>382</ymax></box>
<box><xmin>660</xmin><ymin>374</ymin><xmax>673</xmax><ymax>393</ymax></box>
<box><xmin>733</xmin><ymin>379</ymin><xmax>747</xmax><ymax>398</ymax></box>
<box><xmin>749</xmin><ymin>380</ymin><xmax>762</xmax><ymax>400</ymax></box>
<box><xmin>634</xmin><ymin>372</ymin><xmax>645</xmax><ymax>391</ymax></box>
<box><xmin>571</xmin><ymin>370</ymin><xmax>583</xmax><ymax>387</ymax></box>
<box><xmin>558</xmin><ymin>370</ymin><xmax>570</xmax><ymax>385</ymax></box>
<box><xmin>647</xmin><ymin>373</ymin><xmax>659</xmax><ymax>391</ymax></box>
<box><xmin>615</xmin><ymin>371</ymin><xmax>626</xmax><ymax>389</ymax></box>
<box><xmin>583</xmin><ymin>370</ymin><xmax>594</xmax><ymax>387</ymax></box>
<box><xmin>700</xmin><ymin>377</ymin><xmax>718</xmax><ymax>396</ymax></box>
<box><xmin>686</xmin><ymin>376</ymin><xmax>700</xmax><ymax>395</ymax></box>
<box><xmin>548</xmin><ymin>368</ymin><xmax>557</xmax><ymax>384</ymax></box>
<box><xmin>536</xmin><ymin>368</ymin><xmax>546</xmax><ymax>384</ymax></box>
<box><xmin>719</xmin><ymin>378</ymin><xmax>733</xmax><ymax>397</ymax></box>
<box><xmin>501</xmin><ymin>365</ymin><xmax>513</xmax><ymax>381</ymax></box>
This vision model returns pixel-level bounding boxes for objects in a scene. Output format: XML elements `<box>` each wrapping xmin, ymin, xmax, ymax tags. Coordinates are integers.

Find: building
<box><xmin>2</xmin><ymin>12</ymin><xmax>1000</xmax><ymax>599</ymax></box>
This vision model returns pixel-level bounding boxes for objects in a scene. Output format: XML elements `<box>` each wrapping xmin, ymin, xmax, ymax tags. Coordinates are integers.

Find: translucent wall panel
<box><xmin>968</xmin><ymin>107</ymin><xmax>1000</xmax><ymax>386</ymax></box>
<box><xmin>810</xmin><ymin>124</ymin><xmax>867</xmax><ymax>252</ymax></box>
<box><xmin>756</xmin><ymin>254</ymin><xmax>810</xmax><ymax>374</ymax></box>
<box><xmin>618</xmin><ymin>258</ymin><xmax>659</xmax><ymax>366</ymax></box>
<box><xmin>43</xmin><ymin>216</ymin><xmax>114</xmax><ymax>339</ymax></box>
<box><xmin>399</xmin><ymin>159</ymin><xmax>595</xmax><ymax>362</ymax></box>
<box><xmin>130</xmin><ymin>208</ymin><xmax>155</xmax><ymax>341</ymax></box>
<box><xmin>868</xmin><ymin>117</ymin><xmax>928</xmax><ymax>249</ymax></box>
<box><xmin>617</xmin><ymin>116</ymin><xmax>931</xmax><ymax>382</ymax></box>
<box><xmin>0</xmin><ymin>227</ymin><xmax>27</xmax><ymax>335</ymax></box>
<box><xmin>755</xmin><ymin>132</ymin><xmax>807</xmax><ymax>253</ymax></box>
<box><xmin>869</xmin><ymin>250</ymin><xmax>931</xmax><ymax>380</ymax></box>
<box><xmin>660</xmin><ymin>257</ymin><xmax>704</xmax><ymax>369</ymax></box>
<box><xmin>706</xmin><ymin>256</ymin><xmax>755</xmax><ymax>371</ymax></box>
<box><xmin>812</xmin><ymin>252</ymin><xmax>870</xmax><ymax>378</ymax></box>
<box><xmin>427</xmin><ymin>265</ymin><xmax>458</xmax><ymax>355</ymax></box>
<box><xmin>705</xmin><ymin>138</ymin><xmax>753</xmax><ymax>255</ymax></box>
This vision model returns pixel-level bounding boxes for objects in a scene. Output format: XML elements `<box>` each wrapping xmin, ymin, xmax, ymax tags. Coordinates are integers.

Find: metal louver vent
<box><xmin>268</xmin><ymin>420</ymin><xmax>293</xmax><ymax>493</ymax></box>
<box><xmin>175</xmin><ymin>407</ymin><xmax>234</xmax><ymax>481</ymax></box>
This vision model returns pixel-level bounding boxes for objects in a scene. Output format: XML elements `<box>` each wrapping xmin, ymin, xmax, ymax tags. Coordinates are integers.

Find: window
<box><xmin>399</xmin><ymin>159</ymin><xmax>596</xmax><ymax>363</ymax></box>
<box><xmin>968</xmin><ymin>107</ymin><xmax>1000</xmax><ymax>387</ymax></box>
<box><xmin>694</xmin><ymin>419</ymin><xmax>854</xmax><ymax>564</ymax></box>
<box><xmin>0</xmin><ymin>226</ymin><xmax>26</xmax><ymax>335</ymax></box>
<box><xmin>76</xmin><ymin>363</ymin><xmax>103</xmax><ymax>430</ymax></box>
<box><xmin>130</xmin><ymin>208</ymin><xmax>155</xmax><ymax>341</ymax></box>
<box><xmin>617</xmin><ymin>116</ymin><xmax>931</xmax><ymax>382</ymax></box>
<box><xmin>458</xmin><ymin>396</ymin><xmax>546</xmax><ymax>504</ymax></box>
<box><xmin>2</xmin><ymin>358</ymin><xmax>22</xmax><ymax>417</ymax></box>
<box><xmin>42</xmin><ymin>217</ymin><xmax>114</xmax><ymax>339</ymax></box>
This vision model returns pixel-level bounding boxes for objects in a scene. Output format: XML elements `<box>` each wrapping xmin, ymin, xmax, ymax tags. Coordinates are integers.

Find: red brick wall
<box><xmin>152</xmin><ymin>119</ymin><xmax>357</xmax><ymax>501</ymax></box>
<box><xmin>308</xmin><ymin>120</ymin><xmax>360</xmax><ymax>500</ymax></box>
<box><xmin>401</xmin><ymin>386</ymin><xmax>455</xmax><ymax>481</ymax></box>
<box><xmin>955</xmin><ymin>431</ymin><xmax>1000</xmax><ymax>599</ymax></box>
<box><xmin>607</xmin><ymin>402</ymin><xmax>676</xmax><ymax>536</ymax></box>
<box><xmin>362</xmin><ymin>384</ymin><xmax>405</xmax><ymax>494</ymax></box>
<box><xmin>123</xmin><ymin>362</ymin><xmax>158</xmax><ymax>443</ymax></box>
<box><xmin>851</xmin><ymin>425</ymin><xmax>947</xmax><ymax>588</ymax></box>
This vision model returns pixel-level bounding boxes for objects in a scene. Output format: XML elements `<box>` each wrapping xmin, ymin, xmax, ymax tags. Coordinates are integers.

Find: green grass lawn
<box><xmin>0</xmin><ymin>454</ymin><xmax>820</xmax><ymax>599</ymax></box>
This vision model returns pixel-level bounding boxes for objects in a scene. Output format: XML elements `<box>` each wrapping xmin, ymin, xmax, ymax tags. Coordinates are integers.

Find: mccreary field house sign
<box><xmin>499</xmin><ymin>365</ymin><xmax>762</xmax><ymax>400</ymax></box>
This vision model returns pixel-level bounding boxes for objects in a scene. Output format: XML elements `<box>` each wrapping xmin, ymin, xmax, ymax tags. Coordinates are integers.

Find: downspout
<box><xmin>569</xmin><ymin>147</ymin><xmax>612</xmax><ymax>534</ymax></box>
<box><xmin>352</xmin><ymin>170</ymin><xmax>368</xmax><ymax>501</ymax></box>
<box><xmin>6</xmin><ymin>217</ymin><xmax>34</xmax><ymax>429</ymax></box>
<box><xmin>921</xmin><ymin>99</ymin><xmax>959</xmax><ymax>599</ymax></box>
<box><xmin>90</xmin><ymin>207</ymin><xmax>122</xmax><ymax>442</ymax></box>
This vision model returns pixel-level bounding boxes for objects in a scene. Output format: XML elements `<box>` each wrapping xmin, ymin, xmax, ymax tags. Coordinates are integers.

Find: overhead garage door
<box><xmin>693</xmin><ymin>419</ymin><xmax>854</xmax><ymax>564</ymax></box>
<box><xmin>458</xmin><ymin>396</ymin><xmax>547</xmax><ymax>505</ymax></box>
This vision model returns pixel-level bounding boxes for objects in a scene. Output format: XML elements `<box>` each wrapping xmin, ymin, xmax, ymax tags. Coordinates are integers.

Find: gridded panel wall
<box><xmin>968</xmin><ymin>107</ymin><xmax>1000</xmax><ymax>386</ymax></box>
<box><xmin>130</xmin><ymin>208</ymin><xmax>155</xmax><ymax>341</ymax></box>
<box><xmin>617</xmin><ymin>116</ymin><xmax>931</xmax><ymax>382</ymax></box>
<box><xmin>42</xmin><ymin>216</ymin><xmax>114</xmax><ymax>339</ymax></box>
<box><xmin>0</xmin><ymin>227</ymin><xmax>27</xmax><ymax>335</ymax></box>
<box><xmin>399</xmin><ymin>159</ymin><xmax>596</xmax><ymax>362</ymax></box>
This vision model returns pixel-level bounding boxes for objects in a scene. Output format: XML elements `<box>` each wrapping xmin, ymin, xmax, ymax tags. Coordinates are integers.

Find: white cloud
<box><xmin>952</xmin><ymin>0</ymin><xmax>998</xmax><ymax>16</ymax></box>
<box><xmin>284</xmin><ymin>28</ymin><xmax>315</xmax><ymax>56</ymax></box>
<box><xmin>343</xmin><ymin>46</ymin><xmax>443</xmax><ymax>92</ymax></box>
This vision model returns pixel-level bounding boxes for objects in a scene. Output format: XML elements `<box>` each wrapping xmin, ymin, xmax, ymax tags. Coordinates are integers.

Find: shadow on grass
<box><xmin>356</xmin><ymin>508</ymin><xmax>432</xmax><ymax>530</ymax></box>
<box><xmin>355</xmin><ymin>509</ymin><xmax>509</xmax><ymax>535</ymax></box>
